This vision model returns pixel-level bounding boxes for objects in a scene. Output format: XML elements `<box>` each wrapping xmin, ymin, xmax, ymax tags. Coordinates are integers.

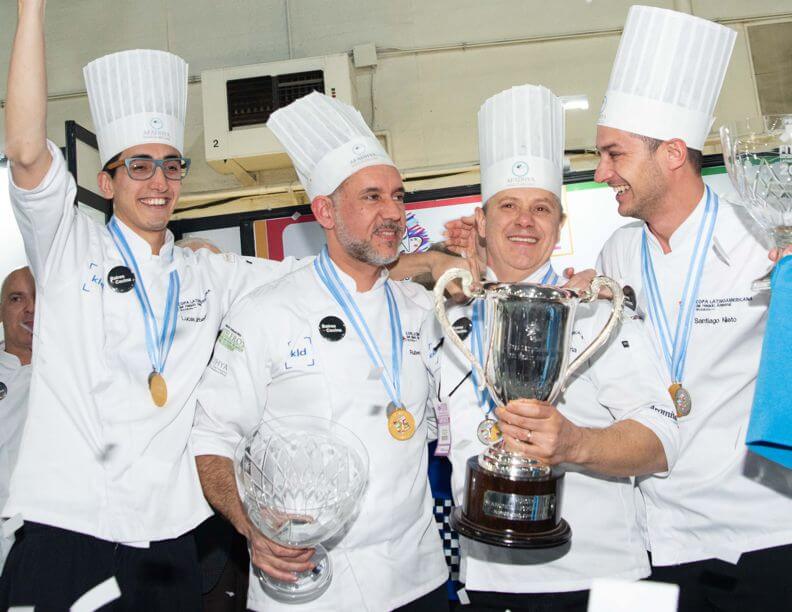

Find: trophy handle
<box><xmin>433</xmin><ymin>268</ymin><xmax>489</xmax><ymax>395</ymax></box>
<box><xmin>562</xmin><ymin>276</ymin><xmax>625</xmax><ymax>387</ymax></box>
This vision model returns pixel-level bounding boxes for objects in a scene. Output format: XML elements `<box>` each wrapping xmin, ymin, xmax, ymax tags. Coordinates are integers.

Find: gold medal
<box><xmin>476</xmin><ymin>418</ymin><xmax>502</xmax><ymax>445</ymax></box>
<box><xmin>387</xmin><ymin>408</ymin><xmax>415</xmax><ymax>441</ymax></box>
<box><xmin>669</xmin><ymin>383</ymin><xmax>691</xmax><ymax>417</ymax></box>
<box><xmin>148</xmin><ymin>372</ymin><xmax>168</xmax><ymax>408</ymax></box>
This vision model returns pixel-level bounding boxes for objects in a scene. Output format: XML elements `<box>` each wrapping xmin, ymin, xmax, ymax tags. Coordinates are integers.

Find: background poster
<box><xmin>255</xmin><ymin>169</ymin><xmax>734</xmax><ymax>272</ymax></box>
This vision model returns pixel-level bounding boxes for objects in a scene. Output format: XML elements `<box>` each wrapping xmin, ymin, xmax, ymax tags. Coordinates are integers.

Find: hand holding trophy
<box><xmin>434</xmin><ymin>269</ymin><xmax>624</xmax><ymax>547</ymax></box>
<box><xmin>236</xmin><ymin>415</ymin><xmax>369</xmax><ymax>603</ymax></box>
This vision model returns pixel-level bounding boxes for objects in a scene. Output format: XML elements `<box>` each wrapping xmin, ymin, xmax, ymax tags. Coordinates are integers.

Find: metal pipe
<box><xmin>177</xmin><ymin>162</ymin><xmax>480</xmax><ymax>207</ymax></box>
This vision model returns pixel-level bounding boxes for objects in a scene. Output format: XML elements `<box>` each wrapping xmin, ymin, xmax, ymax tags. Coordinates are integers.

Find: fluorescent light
<box><xmin>560</xmin><ymin>95</ymin><xmax>589</xmax><ymax>111</ymax></box>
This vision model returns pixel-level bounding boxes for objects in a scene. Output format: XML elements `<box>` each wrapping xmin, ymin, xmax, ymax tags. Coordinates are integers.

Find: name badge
<box><xmin>434</xmin><ymin>401</ymin><xmax>451</xmax><ymax>456</ymax></box>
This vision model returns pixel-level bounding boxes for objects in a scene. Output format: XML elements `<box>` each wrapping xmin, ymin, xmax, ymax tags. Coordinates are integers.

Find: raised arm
<box><xmin>6</xmin><ymin>0</ymin><xmax>52</xmax><ymax>189</ymax></box>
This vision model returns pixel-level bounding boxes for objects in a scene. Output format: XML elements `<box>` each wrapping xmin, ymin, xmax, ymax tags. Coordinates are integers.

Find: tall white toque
<box><xmin>84</xmin><ymin>49</ymin><xmax>188</xmax><ymax>167</ymax></box>
<box><xmin>478</xmin><ymin>84</ymin><xmax>565</xmax><ymax>204</ymax></box>
<box><xmin>266</xmin><ymin>91</ymin><xmax>396</xmax><ymax>201</ymax></box>
<box><xmin>598</xmin><ymin>5</ymin><xmax>736</xmax><ymax>150</ymax></box>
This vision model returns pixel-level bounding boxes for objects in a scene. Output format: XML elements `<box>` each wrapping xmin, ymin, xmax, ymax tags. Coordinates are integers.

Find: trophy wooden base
<box><xmin>450</xmin><ymin>455</ymin><xmax>571</xmax><ymax>549</ymax></box>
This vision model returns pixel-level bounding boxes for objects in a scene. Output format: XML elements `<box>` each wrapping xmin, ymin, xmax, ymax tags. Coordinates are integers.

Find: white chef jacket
<box><xmin>437</xmin><ymin>263</ymin><xmax>680</xmax><ymax>593</ymax></box>
<box><xmin>0</xmin><ymin>344</ymin><xmax>31</xmax><ymax>570</ymax></box>
<box><xmin>598</xmin><ymin>189</ymin><xmax>792</xmax><ymax>566</ymax></box>
<box><xmin>3</xmin><ymin>141</ymin><xmax>301</xmax><ymax>544</ymax></box>
<box><xmin>191</xmin><ymin>260</ymin><xmax>448</xmax><ymax>611</ymax></box>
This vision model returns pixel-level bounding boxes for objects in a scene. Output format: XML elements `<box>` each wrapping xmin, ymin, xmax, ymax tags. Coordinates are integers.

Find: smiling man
<box><xmin>594</xmin><ymin>6</ymin><xmax>792</xmax><ymax>610</ymax></box>
<box><xmin>192</xmin><ymin>92</ymin><xmax>449</xmax><ymax>612</ymax></box>
<box><xmin>436</xmin><ymin>84</ymin><xmax>678</xmax><ymax>612</ymax></box>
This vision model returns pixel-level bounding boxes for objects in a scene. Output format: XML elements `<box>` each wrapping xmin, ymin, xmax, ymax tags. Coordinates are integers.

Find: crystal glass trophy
<box><xmin>434</xmin><ymin>270</ymin><xmax>624</xmax><ymax>547</ymax></box>
<box><xmin>235</xmin><ymin>415</ymin><xmax>369</xmax><ymax>603</ymax></box>
<box><xmin>720</xmin><ymin>114</ymin><xmax>792</xmax><ymax>290</ymax></box>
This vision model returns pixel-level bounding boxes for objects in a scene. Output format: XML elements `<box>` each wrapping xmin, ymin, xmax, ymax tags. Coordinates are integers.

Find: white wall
<box><xmin>0</xmin><ymin>1</ymin><xmax>790</xmax><ymax>195</ymax></box>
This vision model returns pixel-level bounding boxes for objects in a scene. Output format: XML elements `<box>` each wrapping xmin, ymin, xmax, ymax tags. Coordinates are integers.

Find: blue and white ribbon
<box><xmin>641</xmin><ymin>187</ymin><xmax>719</xmax><ymax>383</ymax></box>
<box><xmin>470</xmin><ymin>299</ymin><xmax>496</xmax><ymax>415</ymax></box>
<box><xmin>314</xmin><ymin>247</ymin><xmax>403</xmax><ymax>406</ymax></box>
<box><xmin>107</xmin><ymin>217</ymin><xmax>180</xmax><ymax>377</ymax></box>
<box><xmin>540</xmin><ymin>265</ymin><xmax>560</xmax><ymax>286</ymax></box>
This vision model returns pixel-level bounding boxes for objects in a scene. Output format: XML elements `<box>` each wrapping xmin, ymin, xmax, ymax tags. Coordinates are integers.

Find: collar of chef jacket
<box><xmin>483</xmin><ymin>260</ymin><xmax>554</xmax><ymax>284</ymax></box>
<box><xmin>639</xmin><ymin>187</ymin><xmax>761</xmax><ymax>268</ymax></box>
<box><xmin>112</xmin><ymin>216</ymin><xmax>175</xmax><ymax>264</ymax></box>
<box><xmin>322</xmin><ymin>253</ymin><xmax>390</xmax><ymax>295</ymax></box>
<box><xmin>0</xmin><ymin>345</ymin><xmax>22</xmax><ymax>371</ymax></box>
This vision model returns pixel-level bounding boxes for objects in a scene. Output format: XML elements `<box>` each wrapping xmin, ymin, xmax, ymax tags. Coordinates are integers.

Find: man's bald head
<box><xmin>1</xmin><ymin>267</ymin><xmax>33</xmax><ymax>303</ymax></box>
<box><xmin>1</xmin><ymin>267</ymin><xmax>35</xmax><ymax>364</ymax></box>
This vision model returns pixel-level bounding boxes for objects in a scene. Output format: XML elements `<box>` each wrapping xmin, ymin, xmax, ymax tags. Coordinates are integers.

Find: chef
<box><xmin>191</xmin><ymin>91</ymin><xmax>450</xmax><ymax>612</ymax></box>
<box><xmin>594</xmin><ymin>6</ymin><xmax>792</xmax><ymax>609</ymax></box>
<box><xmin>0</xmin><ymin>2</ymin><xmax>313</xmax><ymax>607</ymax></box>
<box><xmin>0</xmin><ymin>268</ymin><xmax>34</xmax><ymax>573</ymax></box>
<box><xmin>436</xmin><ymin>84</ymin><xmax>679</xmax><ymax>612</ymax></box>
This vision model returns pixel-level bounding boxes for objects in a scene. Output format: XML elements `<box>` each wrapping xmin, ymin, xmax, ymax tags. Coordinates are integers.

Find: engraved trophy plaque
<box><xmin>434</xmin><ymin>270</ymin><xmax>624</xmax><ymax>548</ymax></box>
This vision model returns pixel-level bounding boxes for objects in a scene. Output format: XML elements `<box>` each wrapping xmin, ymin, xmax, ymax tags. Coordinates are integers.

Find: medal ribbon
<box><xmin>470</xmin><ymin>299</ymin><xmax>496</xmax><ymax>415</ymax></box>
<box><xmin>107</xmin><ymin>217</ymin><xmax>180</xmax><ymax>376</ymax></box>
<box><xmin>470</xmin><ymin>264</ymin><xmax>559</xmax><ymax>414</ymax></box>
<box><xmin>314</xmin><ymin>247</ymin><xmax>403</xmax><ymax>406</ymax></box>
<box><xmin>540</xmin><ymin>264</ymin><xmax>560</xmax><ymax>286</ymax></box>
<box><xmin>640</xmin><ymin>187</ymin><xmax>719</xmax><ymax>383</ymax></box>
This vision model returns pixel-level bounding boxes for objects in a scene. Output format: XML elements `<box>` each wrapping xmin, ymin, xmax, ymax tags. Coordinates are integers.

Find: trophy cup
<box><xmin>236</xmin><ymin>415</ymin><xmax>369</xmax><ymax>603</ymax></box>
<box><xmin>720</xmin><ymin>114</ymin><xmax>792</xmax><ymax>291</ymax></box>
<box><xmin>434</xmin><ymin>270</ymin><xmax>624</xmax><ymax>548</ymax></box>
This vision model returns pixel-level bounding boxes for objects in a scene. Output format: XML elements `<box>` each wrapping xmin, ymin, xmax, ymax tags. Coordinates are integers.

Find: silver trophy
<box><xmin>720</xmin><ymin>114</ymin><xmax>792</xmax><ymax>290</ymax></box>
<box><xmin>434</xmin><ymin>269</ymin><xmax>624</xmax><ymax>547</ymax></box>
<box><xmin>235</xmin><ymin>415</ymin><xmax>369</xmax><ymax>603</ymax></box>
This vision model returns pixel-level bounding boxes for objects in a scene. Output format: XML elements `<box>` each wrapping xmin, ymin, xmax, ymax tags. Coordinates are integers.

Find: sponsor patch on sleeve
<box><xmin>218</xmin><ymin>325</ymin><xmax>245</xmax><ymax>352</ymax></box>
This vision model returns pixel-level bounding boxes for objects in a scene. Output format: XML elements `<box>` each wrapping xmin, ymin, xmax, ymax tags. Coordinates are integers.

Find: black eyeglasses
<box><xmin>106</xmin><ymin>157</ymin><xmax>191</xmax><ymax>181</ymax></box>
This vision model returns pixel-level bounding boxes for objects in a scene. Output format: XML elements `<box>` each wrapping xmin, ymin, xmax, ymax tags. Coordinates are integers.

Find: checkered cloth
<box><xmin>433</xmin><ymin>497</ymin><xmax>461</xmax><ymax>594</ymax></box>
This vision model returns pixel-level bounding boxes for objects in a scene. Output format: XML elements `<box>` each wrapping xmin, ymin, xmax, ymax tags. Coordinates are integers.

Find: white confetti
<box><xmin>291</xmin><ymin>212</ymin><xmax>301</xmax><ymax>221</ymax></box>
<box><xmin>2</xmin><ymin>514</ymin><xmax>23</xmax><ymax>539</ymax></box>
<box><xmin>588</xmin><ymin>578</ymin><xmax>678</xmax><ymax>612</ymax></box>
<box><xmin>457</xmin><ymin>588</ymin><xmax>470</xmax><ymax>605</ymax></box>
<box><xmin>70</xmin><ymin>576</ymin><xmax>121</xmax><ymax>612</ymax></box>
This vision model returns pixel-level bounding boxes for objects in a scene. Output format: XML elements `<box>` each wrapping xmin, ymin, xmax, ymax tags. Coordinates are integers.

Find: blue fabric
<box><xmin>746</xmin><ymin>255</ymin><xmax>792</xmax><ymax>468</ymax></box>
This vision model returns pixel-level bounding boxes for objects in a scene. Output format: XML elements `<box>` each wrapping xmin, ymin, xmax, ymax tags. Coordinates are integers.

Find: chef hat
<box><xmin>478</xmin><ymin>84</ymin><xmax>564</xmax><ymax>203</ymax></box>
<box><xmin>84</xmin><ymin>49</ymin><xmax>188</xmax><ymax>166</ymax></box>
<box><xmin>266</xmin><ymin>91</ymin><xmax>395</xmax><ymax>201</ymax></box>
<box><xmin>598</xmin><ymin>5</ymin><xmax>736</xmax><ymax>150</ymax></box>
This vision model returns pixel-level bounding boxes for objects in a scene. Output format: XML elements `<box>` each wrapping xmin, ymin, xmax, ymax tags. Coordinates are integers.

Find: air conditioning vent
<box><xmin>277</xmin><ymin>70</ymin><xmax>325</xmax><ymax>106</ymax></box>
<box><xmin>203</xmin><ymin>54</ymin><xmax>357</xmax><ymax>176</ymax></box>
<box><xmin>226</xmin><ymin>70</ymin><xmax>325</xmax><ymax>130</ymax></box>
